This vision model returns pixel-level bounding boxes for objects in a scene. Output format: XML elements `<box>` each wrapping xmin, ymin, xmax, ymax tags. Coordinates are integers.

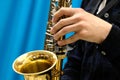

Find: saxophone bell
<box><xmin>12</xmin><ymin>50</ymin><xmax>58</xmax><ymax>80</ymax></box>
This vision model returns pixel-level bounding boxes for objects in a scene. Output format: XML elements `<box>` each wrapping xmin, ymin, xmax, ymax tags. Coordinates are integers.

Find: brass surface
<box><xmin>13</xmin><ymin>50</ymin><xmax>57</xmax><ymax>77</ymax></box>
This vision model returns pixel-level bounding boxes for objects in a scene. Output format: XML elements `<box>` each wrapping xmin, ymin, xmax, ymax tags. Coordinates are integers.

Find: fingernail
<box><xmin>58</xmin><ymin>41</ymin><xmax>64</xmax><ymax>46</ymax></box>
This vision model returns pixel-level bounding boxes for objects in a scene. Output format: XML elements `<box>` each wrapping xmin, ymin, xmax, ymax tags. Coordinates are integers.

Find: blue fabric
<box><xmin>72</xmin><ymin>0</ymin><xmax>82</xmax><ymax>8</ymax></box>
<box><xmin>0</xmin><ymin>0</ymin><xmax>82</xmax><ymax>80</ymax></box>
<box><xmin>0</xmin><ymin>0</ymin><xmax>50</xmax><ymax>80</ymax></box>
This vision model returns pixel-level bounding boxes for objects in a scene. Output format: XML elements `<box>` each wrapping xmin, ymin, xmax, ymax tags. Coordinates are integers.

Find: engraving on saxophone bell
<box><xmin>12</xmin><ymin>50</ymin><xmax>57</xmax><ymax>80</ymax></box>
<box><xmin>19</xmin><ymin>54</ymin><xmax>52</xmax><ymax>73</ymax></box>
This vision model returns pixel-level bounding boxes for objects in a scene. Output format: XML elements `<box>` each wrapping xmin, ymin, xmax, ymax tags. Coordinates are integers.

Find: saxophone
<box><xmin>12</xmin><ymin>0</ymin><xmax>71</xmax><ymax>80</ymax></box>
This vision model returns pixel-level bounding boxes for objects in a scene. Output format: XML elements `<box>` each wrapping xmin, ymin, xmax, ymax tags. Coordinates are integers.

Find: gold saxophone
<box><xmin>12</xmin><ymin>0</ymin><xmax>71</xmax><ymax>80</ymax></box>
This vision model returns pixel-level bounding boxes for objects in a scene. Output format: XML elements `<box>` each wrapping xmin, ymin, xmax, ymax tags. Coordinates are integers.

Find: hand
<box><xmin>50</xmin><ymin>7</ymin><xmax>112</xmax><ymax>46</ymax></box>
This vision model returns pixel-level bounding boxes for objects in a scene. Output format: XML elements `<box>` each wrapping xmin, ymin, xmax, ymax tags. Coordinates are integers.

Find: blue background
<box><xmin>0</xmin><ymin>0</ymin><xmax>82</xmax><ymax>80</ymax></box>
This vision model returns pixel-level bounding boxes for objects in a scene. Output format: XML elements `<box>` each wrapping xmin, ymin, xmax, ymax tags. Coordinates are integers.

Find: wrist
<box><xmin>99</xmin><ymin>23</ymin><xmax>112</xmax><ymax>44</ymax></box>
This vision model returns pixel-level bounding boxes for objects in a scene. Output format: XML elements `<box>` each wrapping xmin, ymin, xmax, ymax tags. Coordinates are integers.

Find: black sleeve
<box><xmin>81</xmin><ymin>0</ymin><xmax>90</xmax><ymax>8</ymax></box>
<box><xmin>100</xmin><ymin>24</ymin><xmax>120</xmax><ymax>70</ymax></box>
<box><xmin>61</xmin><ymin>41</ymin><xmax>84</xmax><ymax>80</ymax></box>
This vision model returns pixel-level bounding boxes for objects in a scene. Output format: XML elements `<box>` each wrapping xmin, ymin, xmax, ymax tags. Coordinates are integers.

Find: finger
<box><xmin>53</xmin><ymin>22</ymin><xmax>80</xmax><ymax>40</ymax></box>
<box><xmin>52</xmin><ymin>7</ymin><xmax>74</xmax><ymax>23</ymax></box>
<box><xmin>51</xmin><ymin>15</ymin><xmax>79</xmax><ymax>34</ymax></box>
<box><xmin>57</xmin><ymin>33</ymin><xmax>79</xmax><ymax>46</ymax></box>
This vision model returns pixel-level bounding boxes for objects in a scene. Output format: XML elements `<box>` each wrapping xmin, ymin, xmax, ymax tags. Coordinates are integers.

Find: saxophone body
<box><xmin>12</xmin><ymin>0</ymin><xmax>71</xmax><ymax>80</ymax></box>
